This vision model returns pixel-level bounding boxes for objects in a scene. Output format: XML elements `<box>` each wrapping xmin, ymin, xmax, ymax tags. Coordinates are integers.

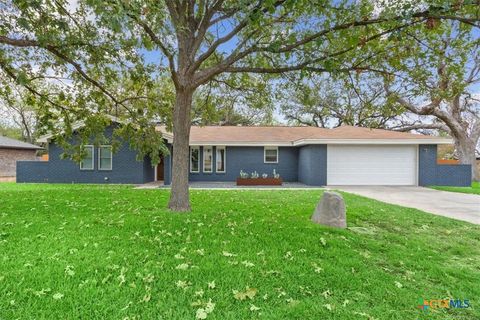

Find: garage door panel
<box><xmin>327</xmin><ymin>145</ymin><xmax>417</xmax><ymax>185</ymax></box>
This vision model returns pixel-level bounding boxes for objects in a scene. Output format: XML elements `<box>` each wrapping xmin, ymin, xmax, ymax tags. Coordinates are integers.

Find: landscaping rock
<box><xmin>311</xmin><ymin>192</ymin><xmax>346</xmax><ymax>228</ymax></box>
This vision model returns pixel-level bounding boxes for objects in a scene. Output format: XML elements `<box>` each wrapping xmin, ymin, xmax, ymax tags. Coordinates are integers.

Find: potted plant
<box><xmin>236</xmin><ymin>169</ymin><xmax>282</xmax><ymax>185</ymax></box>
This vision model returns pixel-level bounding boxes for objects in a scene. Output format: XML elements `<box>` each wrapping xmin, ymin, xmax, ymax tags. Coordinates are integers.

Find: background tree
<box><xmin>278</xmin><ymin>74</ymin><xmax>403</xmax><ymax>128</ymax></box>
<box><xmin>1</xmin><ymin>0</ymin><xmax>478</xmax><ymax>210</ymax></box>
<box><xmin>380</xmin><ymin>19</ymin><xmax>480</xmax><ymax>180</ymax></box>
<box><xmin>193</xmin><ymin>74</ymin><xmax>275</xmax><ymax>126</ymax></box>
<box><xmin>0</xmin><ymin>86</ymin><xmax>38</xmax><ymax>142</ymax></box>
<box><xmin>150</xmin><ymin>73</ymin><xmax>275</xmax><ymax>126</ymax></box>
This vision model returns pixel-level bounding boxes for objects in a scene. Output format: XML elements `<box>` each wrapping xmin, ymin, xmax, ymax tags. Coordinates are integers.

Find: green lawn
<box><xmin>0</xmin><ymin>184</ymin><xmax>479</xmax><ymax>319</ymax></box>
<box><xmin>431</xmin><ymin>181</ymin><xmax>480</xmax><ymax>195</ymax></box>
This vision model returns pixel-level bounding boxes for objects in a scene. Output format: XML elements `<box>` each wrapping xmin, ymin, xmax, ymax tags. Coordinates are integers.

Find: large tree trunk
<box><xmin>455</xmin><ymin>136</ymin><xmax>479</xmax><ymax>181</ymax></box>
<box><xmin>168</xmin><ymin>88</ymin><xmax>193</xmax><ymax>212</ymax></box>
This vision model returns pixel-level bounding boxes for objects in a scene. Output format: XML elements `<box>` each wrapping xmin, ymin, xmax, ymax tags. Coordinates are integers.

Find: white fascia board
<box><xmin>37</xmin><ymin>135</ymin><xmax>52</xmax><ymax>143</ymax></box>
<box><xmin>293</xmin><ymin>138</ymin><xmax>453</xmax><ymax>146</ymax></box>
<box><xmin>187</xmin><ymin>138</ymin><xmax>452</xmax><ymax>147</ymax></box>
<box><xmin>37</xmin><ymin>121</ymin><xmax>86</xmax><ymax>143</ymax></box>
<box><xmin>162</xmin><ymin>134</ymin><xmax>173</xmax><ymax>143</ymax></box>
<box><xmin>188</xmin><ymin>141</ymin><xmax>293</xmax><ymax>147</ymax></box>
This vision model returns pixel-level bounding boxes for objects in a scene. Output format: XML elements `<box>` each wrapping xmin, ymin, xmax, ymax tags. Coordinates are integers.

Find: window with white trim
<box><xmin>98</xmin><ymin>145</ymin><xmax>112</xmax><ymax>170</ymax></box>
<box><xmin>190</xmin><ymin>147</ymin><xmax>199</xmax><ymax>173</ymax></box>
<box><xmin>264</xmin><ymin>147</ymin><xmax>278</xmax><ymax>163</ymax></box>
<box><xmin>80</xmin><ymin>145</ymin><xmax>94</xmax><ymax>170</ymax></box>
<box><xmin>203</xmin><ymin>146</ymin><xmax>213</xmax><ymax>173</ymax></box>
<box><xmin>216</xmin><ymin>146</ymin><xmax>226</xmax><ymax>173</ymax></box>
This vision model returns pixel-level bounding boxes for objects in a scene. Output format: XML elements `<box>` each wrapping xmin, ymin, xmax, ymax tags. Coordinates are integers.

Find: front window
<box><xmin>264</xmin><ymin>147</ymin><xmax>278</xmax><ymax>163</ymax></box>
<box><xmin>203</xmin><ymin>146</ymin><xmax>213</xmax><ymax>173</ymax></box>
<box><xmin>216</xmin><ymin>147</ymin><xmax>226</xmax><ymax>173</ymax></box>
<box><xmin>80</xmin><ymin>145</ymin><xmax>94</xmax><ymax>170</ymax></box>
<box><xmin>190</xmin><ymin>147</ymin><xmax>199</xmax><ymax>173</ymax></box>
<box><xmin>98</xmin><ymin>145</ymin><xmax>112</xmax><ymax>170</ymax></box>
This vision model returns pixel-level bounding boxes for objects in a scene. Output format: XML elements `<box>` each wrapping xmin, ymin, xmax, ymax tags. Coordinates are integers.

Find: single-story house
<box><xmin>0</xmin><ymin>136</ymin><xmax>43</xmax><ymax>181</ymax></box>
<box><xmin>17</xmin><ymin>122</ymin><xmax>471</xmax><ymax>186</ymax></box>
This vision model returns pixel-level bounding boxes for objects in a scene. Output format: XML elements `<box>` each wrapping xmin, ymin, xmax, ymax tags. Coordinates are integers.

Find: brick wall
<box><xmin>16</xmin><ymin>161</ymin><xmax>49</xmax><ymax>182</ymax></box>
<box><xmin>186</xmin><ymin>146</ymin><xmax>299</xmax><ymax>183</ymax></box>
<box><xmin>16</xmin><ymin>125</ymin><xmax>158</xmax><ymax>184</ymax></box>
<box><xmin>298</xmin><ymin>145</ymin><xmax>327</xmax><ymax>186</ymax></box>
<box><xmin>418</xmin><ymin>144</ymin><xmax>472</xmax><ymax>187</ymax></box>
<box><xmin>0</xmin><ymin>148</ymin><xmax>37</xmax><ymax>177</ymax></box>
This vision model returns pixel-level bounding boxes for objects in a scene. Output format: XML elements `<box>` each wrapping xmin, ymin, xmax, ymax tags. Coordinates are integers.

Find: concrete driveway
<box><xmin>329</xmin><ymin>186</ymin><xmax>480</xmax><ymax>224</ymax></box>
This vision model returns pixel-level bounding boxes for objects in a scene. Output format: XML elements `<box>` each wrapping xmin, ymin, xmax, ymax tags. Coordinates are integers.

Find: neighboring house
<box><xmin>0</xmin><ymin>136</ymin><xmax>43</xmax><ymax>181</ymax></box>
<box><xmin>16</xmin><ymin>121</ymin><xmax>472</xmax><ymax>186</ymax></box>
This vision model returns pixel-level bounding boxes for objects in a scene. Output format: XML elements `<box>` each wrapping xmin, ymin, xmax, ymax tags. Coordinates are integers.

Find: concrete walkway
<box><xmin>330</xmin><ymin>186</ymin><xmax>480</xmax><ymax>225</ymax></box>
<box><xmin>135</xmin><ymin>181</ymin><xmax>323</xmax><ymax>190</ymax></box>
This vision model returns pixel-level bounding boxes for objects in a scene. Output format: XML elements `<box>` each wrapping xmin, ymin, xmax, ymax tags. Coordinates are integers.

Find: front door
<box><xmin>156</xmin><ymin>157</ymin><xmax>164</xmax><ymax>181</ymax></box>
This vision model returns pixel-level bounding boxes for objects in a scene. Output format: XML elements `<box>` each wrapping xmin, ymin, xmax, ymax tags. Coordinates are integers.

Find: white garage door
<box><xmin>327</xmin><ymin>145</ymin><xmax>417</xmax><ymax>185</ymax></box>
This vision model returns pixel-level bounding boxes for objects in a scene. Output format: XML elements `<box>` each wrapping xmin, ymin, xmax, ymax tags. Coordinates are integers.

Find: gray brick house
<box><xmin>16</xmin><ymin>120</ymin><xmax>471</xmax><ymax>186</ymax></box>
<box><xmin>0</xmin><ymin>136</ymin><xmax>42</xmax><ymax>181</ymax></box>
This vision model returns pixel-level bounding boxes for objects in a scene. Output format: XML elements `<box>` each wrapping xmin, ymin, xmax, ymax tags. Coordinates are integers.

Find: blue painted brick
<box><xmin>418</xmin><ymin>144</ymin><xmax>471</xmax><ymax>187</ymax></box>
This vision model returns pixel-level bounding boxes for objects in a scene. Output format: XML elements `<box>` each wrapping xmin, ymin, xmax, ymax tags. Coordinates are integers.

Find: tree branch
<box><xmin>0</xmin><ymin>57</ymin><xmax>67</xmax><ymax>112</ymax></box>
<box><xmin>392</xmin><ymin>123</ymin><xmax>450</xmax><ymax>132</ymax></box>
<box><xmin>124</xmin><ymin>11</ymin><xmax>177</xmax><ymax>82</ymax></box>
<box><xmin>190</xmin><ymin>0</ymin><xmax>284</xmax><ymax>73</ymax></box>
<box><xmin>220</xmin><ymin>21</ymin><xmax>415</xmax><ymax>76</ymax></box>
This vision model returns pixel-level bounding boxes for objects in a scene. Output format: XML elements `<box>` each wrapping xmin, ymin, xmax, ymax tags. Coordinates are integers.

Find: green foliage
<box><xmin>379</xmin><ymin>19</ymin><xmax>479</xmax><ymax>100</ymax></box>
<box><xmin>193</xmin><ymin>73</ymin><xmax>275</xmax><ymax>126</ymax></box>
<box><xmin>0</xmin><ymin>184</ymin><xmax>479</xmax><ymax>319</ymax></box>
<box><xmin>278</xmin><ymin>74</ymin><xmax>403</xmax><ymax>128</ymax></box>
<box><xmin>0</xmin><ymin>124</ymin><xmax>23</xmax><ymax>140</ymax></box>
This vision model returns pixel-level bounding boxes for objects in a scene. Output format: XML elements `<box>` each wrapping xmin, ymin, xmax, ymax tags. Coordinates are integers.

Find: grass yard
<box><xmin>431</xmin><ymin>181</ymin><xmax>480</xmax><ymax>195</ymax></box>
<box><xmin>0</xmin><ymin>184</ymin><xmax>479</xmax><ymax>319</ymax></box>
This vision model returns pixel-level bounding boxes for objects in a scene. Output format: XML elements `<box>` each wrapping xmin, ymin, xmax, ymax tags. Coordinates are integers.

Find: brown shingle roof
<box><xmin>189</xmin><ymin>126</ymin><xmax>327</xmax><ymax>143</ymax></box>
<box><xmin>0</xmin><ymin>136</ymin><xmax>43</xmax><ymax>150</ymax></box>
<box><xmin>156</xmin><ymin>125</ymin><xmax>449</xmax><ymax>145</ymax></box>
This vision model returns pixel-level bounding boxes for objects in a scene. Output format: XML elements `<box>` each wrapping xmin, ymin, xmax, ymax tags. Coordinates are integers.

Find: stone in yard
<box><xmin>311</xmin><ymin>191</ymin><xmax>346</xmax><ymax>228</ymax></box>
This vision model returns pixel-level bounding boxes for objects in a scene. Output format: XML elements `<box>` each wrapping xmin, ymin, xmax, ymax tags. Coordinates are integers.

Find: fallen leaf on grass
<box><xmin>250</xmin><ymin>304</ymin><xmax>260</xmax><ymax>311</ymax></box>
<box><xmin>196</xmin><ymin>308</ymin><xmax>208</xmax><ymax>319</ymax></box>
<box><xmin>207</xmin><ymin>281</ymin><xmax>216</xmax><ymax>289</ymax></box>
<box><xmin>195</xmin><ymin>299</ymin><xmax>215</xmax><ymax>319</ymax></box>
<box><xmin>233</xmin><ymin>287</ymin><xmax>258</xmax><ymax>300</ymax></box>
<box><xmin>312</xmin><ymin>262</ymin><xmax>323</xmax><ymax>273</ymax></box>
<box><xmin>176</xmin><ymin>280</ymin><xmax>191</xmax><ymax>289</ymax></box>
<box><xmin>324</xmin><ymin>303</ymin><xmax>333</xmax><ymax>311</ymax></box>
<box><xmin>222</xmin><ymin>251</ymin><xmax>236</xmax><ymax>257</ymax></box>
<box><xmin>175</xmin><ymin>263</ymin><xmax>189</xmax><ymax>270</ymax></box>
<box><xmin>320</xmin><ymin>237</ymin><xmax>327</xmax><ymax>246</ymax></box>
<box><xmin>52</xmin><ymin>292</ymin><xmax>64</xmax><ymax>300</ymax></box>
<box><xmin>241</xmin><ymin>260</ymin><xmax>255</xmax><ymax>268</ymax></box>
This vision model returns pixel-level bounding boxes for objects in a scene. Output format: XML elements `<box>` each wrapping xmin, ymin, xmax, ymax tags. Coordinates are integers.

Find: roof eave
<box><xmin>188</xmin><ymin>141</ymin><xmax>293</xmax><ymax>146</ymax></box>
<box><xmin>293</xmin><ymin>138</ymin><xmax>453</xmax><ymax>146</ymax></box>
<box><xmin>0</xmin><ymin>145</ymin><xmax>43</xmax><ymax>150</ymax></box>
